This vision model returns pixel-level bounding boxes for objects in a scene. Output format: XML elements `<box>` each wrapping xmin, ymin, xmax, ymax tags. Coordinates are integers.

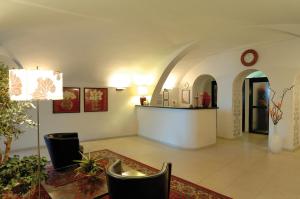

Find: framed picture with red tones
<box><xmin>53</xmin><ymin>87</ymin><xmax>80</xmax><ymax>113</ymax></box>
<box><xmin>84</xmin><ymin>88</ymin><xmax>108</xmax><ymax>112</ymax></box>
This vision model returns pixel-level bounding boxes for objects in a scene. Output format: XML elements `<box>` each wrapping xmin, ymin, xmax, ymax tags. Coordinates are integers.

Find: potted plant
<box><xmin>0</xmin><ymin>155</ymin><xmax>48</xmax><ymax>198</ymax></box>
<box><xmin>74</xmin><ymin>152</ymin><xmax>106</xmax><ymax>178</ymax></box>
<box><xmin>201</xmin><ymin>92</ymin><xmax>211</xmax><ymax>108</ymax></box>
<box><xmin>73</xmin><ymin>152</ymin><xmax>108</xmax><ymax>196</ymax></box>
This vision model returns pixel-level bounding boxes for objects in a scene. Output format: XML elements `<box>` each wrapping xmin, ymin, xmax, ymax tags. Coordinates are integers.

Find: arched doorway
<box><xmin>192</xmin><ymin>74</ymin><xmax>217</xmax><ymax>108</ymax></box>
<box><xmin>232</xmin><ymin>69</ymin><xmax>270</xmax><ymax>137</ymax></box>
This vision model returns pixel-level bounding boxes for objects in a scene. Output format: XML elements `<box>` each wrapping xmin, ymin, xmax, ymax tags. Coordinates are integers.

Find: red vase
<box><xmin>140</xmin><ymin>97</ymin><xmax>146</xmax><ymax>105</ymax></box>
<box><xmin>202</xmin><ymin>92</ymin><xmax>211</xmax><ymax>108</ymax></box>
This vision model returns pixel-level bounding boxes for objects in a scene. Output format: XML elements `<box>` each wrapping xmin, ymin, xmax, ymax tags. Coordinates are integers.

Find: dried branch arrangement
<box><xmin>269</xmin><ymin>85</ymin><xmax>294</xmax><ymax>125</ymax></box>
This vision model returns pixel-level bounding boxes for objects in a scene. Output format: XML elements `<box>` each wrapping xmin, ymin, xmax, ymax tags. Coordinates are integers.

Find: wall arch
<box><xmin>150</xmin><ymin>42</ymin><xmax>198</xmax><ymax>105</ymax></box>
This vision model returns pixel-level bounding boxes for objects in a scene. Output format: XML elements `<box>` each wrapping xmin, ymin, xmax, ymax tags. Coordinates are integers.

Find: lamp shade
<box><xmin>137</xmin><ymin>86</ymin><xmax>148</xmax><ymax>96</ymax></box>
<box><xmin>9</xmin><ymin>69</ymin><xmax>63</xmax><ymax>101</ymax></box>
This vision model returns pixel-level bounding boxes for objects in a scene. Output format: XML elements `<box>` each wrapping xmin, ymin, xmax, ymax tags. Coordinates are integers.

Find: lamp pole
<box><xmin>36</xmin><ymin>66</ymin><xmax>41</xmax><ymax>199</ymax></box>
<box><xmin>37</xmin><ymin>99</ymin><xmax>41</xmax><ymax>199</ymax></box>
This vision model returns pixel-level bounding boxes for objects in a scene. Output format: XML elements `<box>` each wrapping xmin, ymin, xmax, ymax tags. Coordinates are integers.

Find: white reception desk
<box><xmin>136</xmin><ymin>105</ymin><xmax>217</xmax><ymax>149</ymax></box>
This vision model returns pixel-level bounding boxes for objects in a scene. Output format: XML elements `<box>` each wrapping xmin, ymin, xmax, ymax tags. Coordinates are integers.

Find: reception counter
<box><xmin>136</xmin><ymin>105</ymin><xmax>217</xmax><ymax>149</ymax></box>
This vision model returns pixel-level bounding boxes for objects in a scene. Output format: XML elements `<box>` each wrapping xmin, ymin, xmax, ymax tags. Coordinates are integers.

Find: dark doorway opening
<box><xmin>249</xmin><ymin>77</ymin><xmax>269</xmax><ymax>134</ymax></box>
<box><xmin>211</xmin><ymin>81</ymin><xmax>217</xmax><ymax>107</ymax></box>
<box><xmin>242</xmin><ymin>77</ymin><xmax>269</xmax><ymax>134</ymax></box>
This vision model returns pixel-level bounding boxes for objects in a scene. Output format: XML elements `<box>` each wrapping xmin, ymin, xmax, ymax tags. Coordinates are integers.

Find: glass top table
<box><xmin>43</xmin><ymin>165</ymin><xmax>146</xmax><ymax>199</ymax></box>
<box><xmin>43</xmin><ymin>173</ymin><xmax>108</xmax><ymax>199</ymax></box>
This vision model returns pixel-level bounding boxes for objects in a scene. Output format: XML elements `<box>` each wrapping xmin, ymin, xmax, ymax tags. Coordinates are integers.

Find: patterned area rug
<box><xmin>2</xmin><ymin>186</ymin><xmax>51</xmax><ymax>199</ymax></box>
<box><xmin>46</xmin><ymin>164</ymin><xmax>83</xmax><ymax>187</ymax></box>
<box><xmin>45</xmin><ymin>149</ymin><xmax>232</xmax><ymax>199</ymax></box>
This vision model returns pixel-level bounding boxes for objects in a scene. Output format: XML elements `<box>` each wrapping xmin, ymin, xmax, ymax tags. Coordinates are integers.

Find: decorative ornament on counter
<box><xmin>140</xmin><ymin>96</ymin><xmax>147</xmax><ymax>106</ymax></box>
<box><xmin>201</xmin><ymin>92</ymin><xmax>211</xmax><ymax>108</ymax></box>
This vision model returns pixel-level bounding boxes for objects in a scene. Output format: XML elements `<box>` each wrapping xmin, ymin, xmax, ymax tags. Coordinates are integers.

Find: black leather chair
<box><xmin>44</xmin><ymin>132</ymin><xmax>83</xmax><ymax>170</ymax></box>
<box><xmin>105</xmin><ymin>159</ymin><xmax>172</xmax><ymax>199</ymax></box>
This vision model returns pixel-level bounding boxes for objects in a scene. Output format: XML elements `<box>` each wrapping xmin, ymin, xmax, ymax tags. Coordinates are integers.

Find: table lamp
<box><xmin>9</xmin><ymin>68</ymin><xmax>63</xmax><ymax>198</ymax></box>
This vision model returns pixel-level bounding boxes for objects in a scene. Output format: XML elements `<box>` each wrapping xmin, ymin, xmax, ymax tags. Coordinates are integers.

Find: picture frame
<box><xmin>53</xmin><ymin>87</ymin><xmax>80</xmax><ymax>113</ymax></box>
<box><xmin>84</xmin><ymin>88</ymin><xmax>108</xmax><ymax>112</ymax></box>
<box><xmin>182</xmin><ymin>90</ymin><xmax>190</xmax><ymax>104</ymax></box>
<box><xmin>163</xmin><ymin>89</ymin><xmax>169</xmax><ymax>100</ymax></box>
<box><xmin>163</xmin><ymin>100</ymin><xmax>169</xmax><ymax>107</ymax></box>
<box><xmin>163</xmin><ymin>89</ymin><xmax>169</xmax><ymax>107</ymax></box>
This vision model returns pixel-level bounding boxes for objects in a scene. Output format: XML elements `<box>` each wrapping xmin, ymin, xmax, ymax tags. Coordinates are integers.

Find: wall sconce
<box><xmin>116</xmin><ymin>87</ymin><xmax>125</xmax><ymax>91</ymax></box>
<box><xmin>109</xmin><ymin>73</ymin><xmax>130</xmax><ymax>91</ymax></box>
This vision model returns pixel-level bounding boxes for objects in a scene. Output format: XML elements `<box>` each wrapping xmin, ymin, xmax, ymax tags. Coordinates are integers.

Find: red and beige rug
<box><xmin>44</xmin><ymin>149</ymin><xmax>232</xmax><ymax>199</ymax></box>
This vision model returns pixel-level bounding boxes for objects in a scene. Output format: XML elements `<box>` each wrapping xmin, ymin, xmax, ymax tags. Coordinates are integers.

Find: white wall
<box><xmin>3</xmin><ymin>38</ymin><xmax>300</xmax><ymax>151</ymax></box>
<box><xmin>0</xmin><ymin>54</ymin><xmax>139</xmax><ymax>151</ymax></box>
<box><xmin>180</xmin><ymin>39</ymin><xmax>300</xmax><ymax>150</ymax></box>
<box><xmin>7</xmin><ymin>86</ymin><xmax>137</xmax><ymax>151</ymax></box>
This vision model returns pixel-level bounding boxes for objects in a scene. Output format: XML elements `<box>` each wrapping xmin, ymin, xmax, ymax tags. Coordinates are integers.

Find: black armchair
<box><xmin>105</xmin><ymin>159</ymin><xmax>172</xmax><ymax>199</ymax></box>
<box><xmin>44</xmin><ymin>132</ymin><xmax>83</xmax><ymax>170</ymax></box>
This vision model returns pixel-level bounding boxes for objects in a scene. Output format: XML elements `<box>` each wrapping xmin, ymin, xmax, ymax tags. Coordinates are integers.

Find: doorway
<box><xmin>233</xmin><ymin>69</ymin><xmax>270</xmax><ymax>137</ymax></box>
<box><xmin>211</xmin><ymin>80</ymin><xmax>218</xmax><ymax>107</ymax></box>
<box><xmin>249</xmin><ymin>77</ymin><xmax>269</xmax><ymax>134</ymax></box>
<box><xmin>242</xmin><ymin>74</ymin><xmax>270</xmax><ymax>134</ymax></box>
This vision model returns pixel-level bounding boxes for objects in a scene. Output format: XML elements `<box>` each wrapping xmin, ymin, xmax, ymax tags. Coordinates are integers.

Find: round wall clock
<box><xmin>241</xmin><ymin>49</ymin><xmax>258</xmax><ymax>67</ymax></box>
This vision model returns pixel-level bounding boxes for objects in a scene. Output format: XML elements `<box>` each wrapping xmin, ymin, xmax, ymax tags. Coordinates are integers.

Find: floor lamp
<box><xmin>9</xmin><ymin>68</ymin><xmax>63</xmax><ymax>199</ymax></box>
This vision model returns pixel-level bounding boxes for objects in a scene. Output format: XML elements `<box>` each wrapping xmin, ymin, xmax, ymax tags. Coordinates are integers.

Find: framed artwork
<box><xmin>53</xmin><ymin>87</ymin><xmax>80</xmax><ymax>113</ymax></box>
<box><xmin>182</xmin><ymin>90</ymin><xmax>190</xmax><ymax>104</ymax></box>
<box><xmin>163</xmin><ymin>89</ymin><xmax>169</xmax><ymax>107</ymax></box>
<box><xmin>84</xmin><ymin>88</ymin><xmax>108</xmax><ymax>112</ymax></box>
<box><xmin>163</xmin><ymin>100</ymin><xmax>169</xmax><ymax>107</ymax></box>
<box><xmin>163</xmin><ymin>90</ymin><xmax>169</xmax><ymax>100</ymax></box>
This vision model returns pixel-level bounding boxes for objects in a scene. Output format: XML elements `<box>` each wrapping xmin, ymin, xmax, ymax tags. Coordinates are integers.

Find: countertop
<box><xmin>135</xmin><ymin>105</ymin><xmax>219</xmax><ymax>110</ymax></box>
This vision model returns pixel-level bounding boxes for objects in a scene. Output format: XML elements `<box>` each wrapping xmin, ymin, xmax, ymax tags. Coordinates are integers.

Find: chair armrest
<box><xmin>107</xmin><ymin>159</ymin><xmax>123</xmax><ymax>175</ymax></box>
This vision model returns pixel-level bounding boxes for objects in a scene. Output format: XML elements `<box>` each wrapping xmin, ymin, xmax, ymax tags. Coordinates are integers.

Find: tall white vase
<box><xmin>269</xmin><ymin>125</ymin><xmax>282</xmax><ymax>153</ymax></box>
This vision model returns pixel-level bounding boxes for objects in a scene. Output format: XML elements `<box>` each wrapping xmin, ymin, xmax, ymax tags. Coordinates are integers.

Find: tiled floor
<box><xmin>13</xmin><ymin>133</ymin><xmax>300</xmax><ymax>199</ymax></box>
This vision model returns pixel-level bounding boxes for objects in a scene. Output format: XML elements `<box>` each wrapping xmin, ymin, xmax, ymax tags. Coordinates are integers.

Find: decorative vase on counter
<box><xmin>269</xmin><ymin>125</ymin><xmax>282</xmax><ymax>153</ymax></box>
<box><xmin>140</xmin><ymin>96</ymin><xmax>147</xmax><ymax>105</ymax></box>
<box><xmin>201</xmin><ymin>92</ymin><xmax>211</xmax><ymax>108</ymax></box>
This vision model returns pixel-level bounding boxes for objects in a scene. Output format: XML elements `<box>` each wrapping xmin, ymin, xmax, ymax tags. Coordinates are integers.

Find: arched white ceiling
<box><xmin>1</xmin><ymin>0</ymin><xmax>300</xmax><ymax>86</ymax></box>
